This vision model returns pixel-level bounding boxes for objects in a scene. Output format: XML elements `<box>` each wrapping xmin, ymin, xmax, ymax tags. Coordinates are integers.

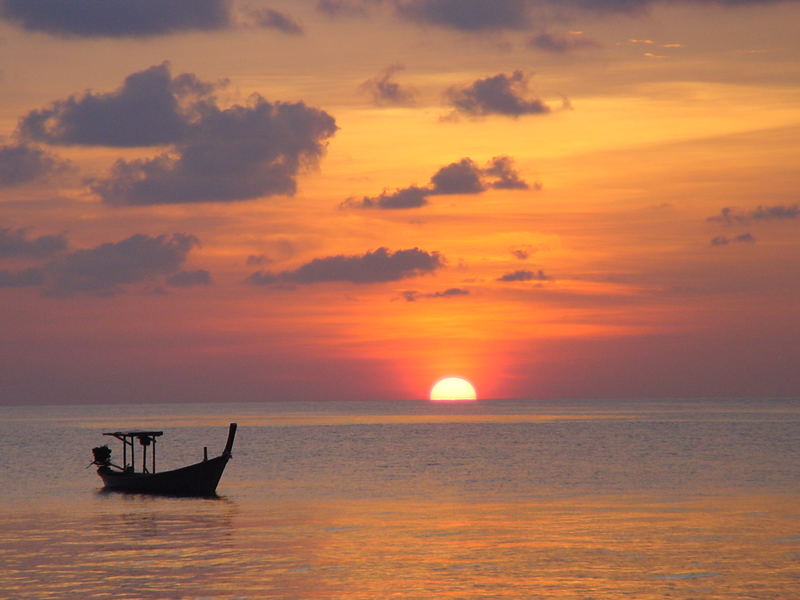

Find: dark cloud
<box><xmin>247</xmin><ymin>247</ymin><xmax>444</xmax><ymax>285</ymax></box>
<box><xmin>18</xmin><ymin>62</ymin><xmax>336</xmax><ymax>205</ymax></box>
<box><xmin>528</xmin><ymin>32</ymin><xmax>601</xmax><ymax>53</ymax></box>
<box><xmin>166</xmin><ymin>269</ymin><xmax>212</xmax><ymax>287</ymax></box>
<box><xmin>707</xmin><ymin>207</ymin><xmax>738</xmax><ymax>224</ymax></box>
<box><xmin>43</xmin><ymin>233</ymin><xmax>200</xmax><ymax>297</ymax></box>
<box><xmin>0</xmin><ymin>267</ymin><xmax>44</xmax><ymax>288</ymax></box>
<box><xmin>511</xmin><ymin>247</ymin><xmax>532</xmax><ymax>260</ymax></box>
<box><xmin>429</xmin><ymin>158</ymin><xmax>485</xmax><ymax>194</ymax></box>
<box><xmin>0</xmin><ymin>226</ymin><xmax>68</xmax><ymax>257</ymax></box>
<box><xmin>0</xmin><ymin>0</ymin><xmax>232</xmax><ymax>38</ymax></box>
<box><xmin>400</xmin><ymin>287</ymin><xmax>469</xmax><ymax>301</ymax></box>
<box><xmin>359</xmin><ymin>64</ymin><xmax>416</xmax><ymax>106</ymax></box>
<box><xmin>345</xmin><ymin>186</ymin><xmax>430</xmax><ymax>209</ymax></box>
<box><xmin>18</xmin><ymin>62</ymin><xmax>218</xmax><ymax>147</ymax></box>
<box><xmin>0</xmin><ymin>142</ymin><xmax>71</xmax><ymax>187</ymax></box>
<box><xmin>252</xmin><ymin>8</ymin><xmax>304</xmax><ymax>35</ymax></box>
<box><xmin>90</xmin><ymin>94</ymin><xmax>337</xmax><ymax>205</ymax></box>
<box><xmin>316</xmin><ymin>0</ymin><xmax>371</xmax><ymax>17</ymax></box>
<box><xmin>246</xmin><ymin>254</ymin><xmax>272</xmax><ymax>266</ymax></box>
<box><xmin>482</xmin><ymin>156</ymin><xmax>532</xmax><ymax>190</ymax></box>
<box><xmin>394</xmin><ymin>0</ymin><xmax>530</xmax><ymax>31</ymax></box>
<box><xmin>710</xmin><ymin>233</ymin><xmax>756</xmax><ymax>247</ymax></box>
<box><xmin>750</xmin><ymin>204</ymin><xmax>800</xmax><ymax>221</ymax></box>
<box><xmin>707</xmin><ymin>204</ymin><xmax>799</xmax><ymax>224</ymax></box>
<box><xmin>552</xmin><ymin>0</ymin><xmax>795</xmax><ymax>15</ymax></box>
<box><xmin>497</xmin><ymin>269</ymin><xmax>551</xmax><ymax>282</ymax></box>
<box><xmin>445</xmin><ymin>71</ymin><xmax>551</xmax><ymax>118</ymax></box>
<box><xmin>316</xmin><ymin>1</ymin><xmax>794</xmax><ymax>36</ymax></box>
<box><xmin>346</xmin><ymin>156</ymin><xmax>531</xmax><ymax>210</ymax></box>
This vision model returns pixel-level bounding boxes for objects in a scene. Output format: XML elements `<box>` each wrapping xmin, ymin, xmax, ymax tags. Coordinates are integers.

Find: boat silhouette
<box><xmin>91</xmin><ymin>423</ymin><xmax>237</xmax><ymax>496</ymax></box>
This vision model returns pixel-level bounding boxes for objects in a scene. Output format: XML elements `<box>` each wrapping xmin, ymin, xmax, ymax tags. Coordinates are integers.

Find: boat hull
<box><xmin>98</xmin><ymin>455</ymin><xmax>230</xmax><ymax>496</ymax></box>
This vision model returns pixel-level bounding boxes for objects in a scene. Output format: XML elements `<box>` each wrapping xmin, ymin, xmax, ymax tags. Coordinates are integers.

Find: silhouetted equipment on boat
<box><xmin>91</xmin><ymin>423</ymin><xmax>237</xmax><ymax>496</ymax></box>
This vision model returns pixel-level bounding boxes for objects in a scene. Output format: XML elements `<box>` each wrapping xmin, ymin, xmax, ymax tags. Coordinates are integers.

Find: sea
<box><xmin>1</xmin><ymin>398</ymin><xmax>798</xmax><ymax>599</ymax></box>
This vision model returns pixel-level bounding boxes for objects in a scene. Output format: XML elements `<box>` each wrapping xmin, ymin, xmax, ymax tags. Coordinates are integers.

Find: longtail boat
<box><xmin>91</xmin><ymin>423</ymin><xmax>237</xmax><ymax>496</ymax></box>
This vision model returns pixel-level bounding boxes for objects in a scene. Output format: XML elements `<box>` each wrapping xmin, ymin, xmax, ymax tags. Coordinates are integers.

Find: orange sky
<box><xmin>1</xmin><ymin>0</ymin><xmax>799</xmax><ymax>404</ymax></box>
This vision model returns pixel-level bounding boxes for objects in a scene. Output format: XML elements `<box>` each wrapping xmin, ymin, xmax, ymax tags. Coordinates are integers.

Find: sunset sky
<box><xmin>1</xmin><ymin>0</ymin><xmax>799</xmax><ymax>404</ymax></box>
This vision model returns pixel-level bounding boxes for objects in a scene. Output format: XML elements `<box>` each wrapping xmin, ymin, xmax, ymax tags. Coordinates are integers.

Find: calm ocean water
<box><xmin>1</xmin><ymin>398</ymin><xmax>798</xmax><ymax>599</ymax></box>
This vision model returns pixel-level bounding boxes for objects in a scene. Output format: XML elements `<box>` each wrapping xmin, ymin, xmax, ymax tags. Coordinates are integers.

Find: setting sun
<box><xmin>430</xmin><ymin>377</ymin><xmax>478</xmax><ymax>401</ymax></box>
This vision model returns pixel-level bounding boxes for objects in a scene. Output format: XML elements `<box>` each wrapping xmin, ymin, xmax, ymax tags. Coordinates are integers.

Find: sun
<box><xmin>429</xmin><ymin>377</ymin><xmax>477</xmax><ymax>401</ymax></box>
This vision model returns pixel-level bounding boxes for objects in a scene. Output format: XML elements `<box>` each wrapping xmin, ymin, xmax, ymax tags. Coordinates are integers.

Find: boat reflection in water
<box><xmin>91</xmin><ymin>423</ymin><xmax>237</xmax><ymax>496</ymax></box>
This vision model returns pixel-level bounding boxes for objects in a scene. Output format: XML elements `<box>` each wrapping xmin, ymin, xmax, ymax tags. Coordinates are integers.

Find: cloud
<box><xmin>0</xmin><ymin>226</ymin><xmax>68</xmax><ymax>257</ymax></box>
<box><xmin>707</xmin><ymin>207</ymin><xmax>738</xmax><ymax>224</ymax></box>
<box><xmin>247</xmin><ymin>247</ymin><xmax>444</xmax><ymax>285</ymax></box>
<box><xmin>482</xmin><ymin>156</ymin><xmax>533</xmax><ymax>190</ymax></box>
<box><xmin>429</xmin><ymin>158</ymin><xmax>485</xmax><ymax>194</ymax></box>
<box><xmin>528</xmin><ymin>32</ymin><xmax>601</xmax><ymax>53</ymax></box>
<box><xmin>0</xmin><ymin>142</ymin><xmax>71</xmax><ymax>187</ymax></box>
<box><xmin>707</xmin><ymin>204</ymin><xmax>799</xmax><ymax>224</ymax></box>
<box><xmin>90</xmin><ymin>95</ymin><xmax>337</xmax><ymax>205</ymax></box>
<box><xmin>246</xmin><ymin>254</ymin><xmax>272</xmax><ymax>266</ymax></box>
<box><xmin>18</xmin><ymin>62</ymin><xmax>219</xmax><ymax>147</ymax></box>
<box><xmin>393</xmin><ymin>0</ymin><xmax>531</xmax><ymax>31</ymax></box>
<box><xmin>43</xmin><ymin>233</ymin><xmax>200</xmax><ymax>296</ymax></box>
<box><xmin>18</xmin><ymin>62</ymin><xmax>337</xmax><ymax>205</ymax></box>
<box><xmin>497</xmin><ymin>269</ymin><xmax>551</xmax><ymax>282</ymax></box>
<box><xmin>445</xmin><ymin>71</ymin><xmax>551</xmax><ymax>118</ymax></box>
<box><xmin>0</xmin><ymin>0</ymin><xmax>232</xmax><ymax>38</ymax></box>
<box><xmin>315</xmin><ymin>1</ymin><xmax>795</xmax><ymax>35</ymax></box>
<box><xmin>749</xmin><ymin>204</ymin><xmax>800</xmax><ymax>221</ymax></box>
<box><xmin>400</xmin><ymin>287</ymin><xmax>469</xmax><ymax>301</ymax></box>
<box><xmin>552</xmin><ymin>0</ymin><xmax>795</xmax><ymax>14</ymax></box>
<box><xmin>252</xmin><ymin>8</ymin><xmax>304</xmax><ymax>35</ymax></box>
<box><xmin>345</xmin><ymin>156</ymin><xmax>531</xmax><ymax>209</ymax></box>
<box><xmin>346</xmin><ymin>186</ymin><xmax>430</xmax><ymax>209</ymax></box>
<box><xmin>0</xmin><ymin>267</ymin><xmax>44</xmax><ymax>288</ymax></box>
<box><xmin>166</xmin><ymin>269</ymin><xmax>212</xmax><ymax>286</ymax></box>
<box><xmin>710</xmin><ymin>233</ymin><xmax>756</xmax><ymax>247</ymax></box>
<box><xmin>316</xmin><ymin>0</ymin><xmax>371</xmax><ymax>17</ymax></box>
<box><xmin>511</xmin><ymin>246</ymin><xmax>534</xmax><ymax>260</ymax></box>
<box><xmin>359</xmin><ymin>64</ymin><xmax>416</xmax><ymax>106</ymax></box>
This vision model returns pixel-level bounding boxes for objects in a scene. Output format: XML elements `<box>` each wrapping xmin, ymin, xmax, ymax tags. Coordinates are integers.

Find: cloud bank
<box><xmin>0</xmin><ymin>0</ymin><xmax>232</xmax><ymax>38</ymax></box>
<box><xmin>395</xmin><ymin>0</ymin><xmax>530</xmax><ymax>31</ymax></box>
<box><xmin>316</xmin><ymin>0</ymin><xmax>796</xmax><ymax>33</ymax></box>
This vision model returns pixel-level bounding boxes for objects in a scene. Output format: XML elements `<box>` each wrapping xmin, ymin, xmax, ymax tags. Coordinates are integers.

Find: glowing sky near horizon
<box><xmin>0</xmin><ymin>0</ymin><xmax>799</xmax><ymax>404</ymax></box>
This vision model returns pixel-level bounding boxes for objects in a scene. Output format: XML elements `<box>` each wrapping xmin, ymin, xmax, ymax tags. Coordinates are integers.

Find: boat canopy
<box><xmin>103</xmin><ymin>430</ymin><xmax>163</xmax><ymax>438</ymax></box>
<box><xmin>103</xmin><ymin>431</ymin><xmax>164</xmax><ymax>473</ymax></box>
